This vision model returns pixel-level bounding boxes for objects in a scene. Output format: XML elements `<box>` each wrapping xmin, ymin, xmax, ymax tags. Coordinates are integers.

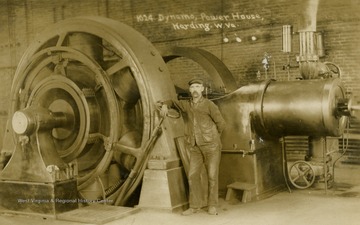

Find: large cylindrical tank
<box><xmin>253</xmin><ymin>78</ymin><xmax>347</xmax><ymax>137</ymax></box>
<box><xmin>215</xmin><ymin>78</ymin><xmax>348</xmax><ymax>201</ymax></box>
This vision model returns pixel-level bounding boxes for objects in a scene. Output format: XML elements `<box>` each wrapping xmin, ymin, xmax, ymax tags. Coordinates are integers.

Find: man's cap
<box><xmin>188</xmin><ymin>77</ymin><xmax>204</xmax><ymax>86</ymax></box>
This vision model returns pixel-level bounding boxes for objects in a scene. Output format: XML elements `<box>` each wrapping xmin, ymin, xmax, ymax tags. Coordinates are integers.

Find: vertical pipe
<box><xmin>298</xmin><ymin>0</ymin><xmax>319</xmax><ymax>32</ymax></box>
<box><xmin>299</xmin><ymin>32</ymin><xmax>304</xmax><ymax>57</ymax></box>
<box><xmin>282</xmin><ymin>25</ymin><xmax>292</xmax><ymax>53</ymax></box>
<box><xmin>281</xmin><ymin>137</ymin><xmax>292</xmax><ymax>193</ymax></box>
<box><xmin>323</xmin><ymin>138</ymin><xmax>328</xmax><ymax>194</ymax></box>
<box><xmin>316</xmin><ymin>32</ymin><xmax>325</xmax><ymax>57</ymax></box>
<box><xmin>298</xmin><ymin>0</ymin><xmax>320</xmax><ymax>79</ymax></box>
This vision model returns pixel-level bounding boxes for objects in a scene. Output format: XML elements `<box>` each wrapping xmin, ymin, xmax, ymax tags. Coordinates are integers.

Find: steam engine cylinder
<box><xmin>253</xmin><ymin>78</ymin><xmax>347</xmax><ymax>137</ymax></box>
<box><xmin>216</xmin><ymin>77</ymin><xmax>348</xmax><ymax>199</ymax></box>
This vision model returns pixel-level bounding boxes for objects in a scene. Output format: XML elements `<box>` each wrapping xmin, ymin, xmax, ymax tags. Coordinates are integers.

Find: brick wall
<box><xmin>0</xmin><ymin>0</ymin><xmax>359</xmax><ymax>158</ymax></box>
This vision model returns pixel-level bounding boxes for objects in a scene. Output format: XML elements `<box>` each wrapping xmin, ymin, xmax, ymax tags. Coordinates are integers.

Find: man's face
<box><xmin>189</xmin><ymin>83</ymin><xmax>204</xmax><ymax>98</ymax></box>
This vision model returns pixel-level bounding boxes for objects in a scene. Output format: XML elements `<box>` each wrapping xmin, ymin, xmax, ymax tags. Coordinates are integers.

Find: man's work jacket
<box><xmin>169</xmin><ymin>96</ymin><xmax>226</xmax><ymax>147</ymax></box>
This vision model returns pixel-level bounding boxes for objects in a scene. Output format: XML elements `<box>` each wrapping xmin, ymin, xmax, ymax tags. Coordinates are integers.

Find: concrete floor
<box><xmin>1</xmin><ymin>165</ymin><xmax>359</xmax><ymax>225</ymax></box>
<box><xmin>1</xmin><ymin>182</ymin><xmax>359</xmax><ymax>225</ymax></box>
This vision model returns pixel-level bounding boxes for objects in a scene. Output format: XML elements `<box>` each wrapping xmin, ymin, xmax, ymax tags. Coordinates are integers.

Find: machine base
<box><xmin>253</xmin><ymin>184</ymin><xmax>287</xmax><ymax>201</ymax></box>
<box><xmin>138</xmin><ymin>166</ymin><xmax>188</xmax><ymax>212</ymax></box>
<box><xmin>0</xmin><ymin>179</ymin><xmax>78</xmax><ymax>217</ymax></box>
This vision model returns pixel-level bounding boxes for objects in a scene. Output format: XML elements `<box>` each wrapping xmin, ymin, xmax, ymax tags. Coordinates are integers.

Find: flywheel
<box><xmin>162</xmin><ymin>46</ymin><xmax>238</xmax><ymax>95</ymax></box>
<box><xmin>6</xmin><ymin>17</ymin><xmax>178</xmax><ymax>205</ymax></box>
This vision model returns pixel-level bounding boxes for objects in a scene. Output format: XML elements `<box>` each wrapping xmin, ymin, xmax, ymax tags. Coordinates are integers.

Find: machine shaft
<box><xmin>12</xmin><ymin>107</ymin><xmax>68</xmax><ymax>135</ymax></box>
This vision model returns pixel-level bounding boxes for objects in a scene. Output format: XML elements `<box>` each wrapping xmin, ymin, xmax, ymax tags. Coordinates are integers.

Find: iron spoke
<box><xmin>114</xmin><ymin>143</ymin><xmax>140</xmax><ymax>159</ymax></box>
<box><xmin>56</xmin><ymin>32</ymin><xmax>68</xmax><ymax>47</ymax></box>
<box><xmin>106</xmin><ymin>59</ymin><xmax>129</xmax><ymax>76</ymax></box>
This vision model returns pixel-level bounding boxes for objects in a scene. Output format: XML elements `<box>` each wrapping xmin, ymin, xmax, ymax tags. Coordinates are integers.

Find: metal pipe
<box><xmin>297</xmin><ymin>0</ymin><xmax>320</xmax><ymax>79</ymax></box>
<box><xmin>280</xmin><ymin>137</ymin><xmax>292</xmax><ymax>193</ymax></box>
<box><xmin>282</xmin><ymin>25</ymin><xmax>292</xmax><ymax>53</ymax></box>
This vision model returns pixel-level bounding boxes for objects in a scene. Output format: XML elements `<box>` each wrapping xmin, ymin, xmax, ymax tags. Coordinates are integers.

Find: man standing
<box><xmin>159</xmin><ymin>77</ymin><xmax>226</xmax><ymax>216</ymax></box>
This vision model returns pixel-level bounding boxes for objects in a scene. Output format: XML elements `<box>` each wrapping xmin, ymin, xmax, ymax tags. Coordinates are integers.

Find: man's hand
<box><xmin>160</xmin><ymin>104</ymin><xmax>169</xmax><ymax>117</ymax></box>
